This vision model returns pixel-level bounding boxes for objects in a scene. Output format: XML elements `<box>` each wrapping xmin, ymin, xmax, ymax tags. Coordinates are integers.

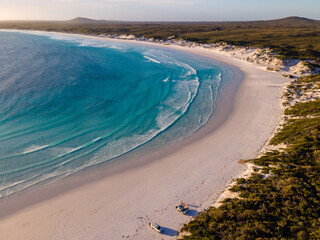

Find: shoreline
<box><xmin>0</xmin><ymin>31</ymin><xmax>289</xmax><ymax>239</ymax></box>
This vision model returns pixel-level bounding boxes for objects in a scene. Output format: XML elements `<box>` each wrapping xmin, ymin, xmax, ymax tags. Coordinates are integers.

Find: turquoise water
<box><xmin>0</xmin><ymin>30</ymin><xmax>233</xmax><ymax>198</ymax></box>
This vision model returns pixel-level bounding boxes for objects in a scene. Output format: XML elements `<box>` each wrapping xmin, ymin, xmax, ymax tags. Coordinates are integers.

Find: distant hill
<box><xmin>262</xmin><ymin>16</ymin><xmax>320</xmax><ymax>26</ymax></box>
<box><xmin>66</xmin><ymin>17</ymin><xmax>124</xmax><ymax>24</ymax></box>
<box><xmin>66</xmin><ymin>17</ymin><xmax>99</xmax><ymax>24</ymax></box>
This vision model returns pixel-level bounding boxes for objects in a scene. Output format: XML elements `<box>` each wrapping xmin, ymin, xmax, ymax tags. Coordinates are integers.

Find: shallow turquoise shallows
<box><xmin>0</xmin><ymin>31</ymin><xmax>233</xmax><ymax>198</ymax></box>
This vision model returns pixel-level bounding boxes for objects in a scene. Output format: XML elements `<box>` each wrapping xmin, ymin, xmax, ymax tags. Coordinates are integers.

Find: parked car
<box><xmin>149</xmin><ymin>222</ymin><xmax>163</xmax><ymax>233</ymax></box>
<box><xmin>176</xmin><ymin>202</ymin><xmax>189</xmax><ymax>215</ymax></box>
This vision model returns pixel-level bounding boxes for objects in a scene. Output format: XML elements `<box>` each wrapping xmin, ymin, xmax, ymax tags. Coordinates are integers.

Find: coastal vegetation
<box><xmin>179</xmin><ymin>74</ymin><xmax>320</xmax><ymax>239</ymax></box>
<box><xmin>284</xmin><ymin>99</ymin><xmax>320</xmax><ymax>117</ymax></box>
<box><xmin>1</xmin><ymin>17</ymin><xmax>320</xmax><ymax>60</ymax></box>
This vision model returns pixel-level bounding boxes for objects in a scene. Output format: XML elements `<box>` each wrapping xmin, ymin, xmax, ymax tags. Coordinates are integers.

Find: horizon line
<box><xmin>0</xmin><ymin>16</ymin><xmax>319</xmax><ymax>23</ymax></box>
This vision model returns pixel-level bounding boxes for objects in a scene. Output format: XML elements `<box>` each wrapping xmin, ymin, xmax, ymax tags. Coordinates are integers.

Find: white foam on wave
<box><xmin>170</xmin><ymin>58</ymin><xmax>197</xmax><ymax>77</ymax></box>
<box><xmin>75</xmin><ymin>39</ymin><xmax>126</xmax><ymax>50</ymax></box>
<box><xmin>47</xmin><ymin>146</ymin><xmax>79</xmax><ymax>156</ymax></box>
<box><xmin>22</xmin><ymin>145</ymin><xmax>49</xmax><ymax>154</ymax></box>
<box><xmin>79</xmin><ymin>43</ymin><xmax>88</xmax><ymax>47</ymax></box>
<box><xmin>0</xmin><ymin>179</ymin><xmax>25</xmax><ymax>196</ymax></box>
<box><xmin>155</xmin><ymin>107</ymin><xmax>176</xmax><ymax>130</ymax></box>
<box><xmin>143</xmin><ymin>50</ymin><xmax>200</xmax><ymax>115</ymax></box>
<box><xmin>155</xmin><ymin>78</ymin><xmax>200</xmax><ymax>134</ymax></box>
<box><xmin>93</xmin><ymin>137</ymin><xmax>101</xmax><ymax>142</ymax></box>
<box><xmin>50</xmin><ymin>136</ymin><xmax>101</xmax><ymax>156</ymax></box>
<box><xmin>143</xmin><ymin>49</ymin><xmax>197</xmax><ymax>77</ymax></box>
<box><xmin>144</xmin><ymin>56</ymin><xmax>161</xmax><ymax>64</ymax></box>
<box><xmin>141</xmin><ymin>50</ymin><xmax>201</xmax><ymax>132</ymax></box>
<box><xmin>68</xmin><ymin>146</ymin><xmax>82</xmax><ymax>153</ymax></box>
<box><xmin>0</xmin><ymin>165</ymin><xmax>72</xmax><ymax>199</ymax></box>
<box><xmin>91</xmin><ymin>129</ymin><xmax>164</xmax><ymax>164</ymax></box>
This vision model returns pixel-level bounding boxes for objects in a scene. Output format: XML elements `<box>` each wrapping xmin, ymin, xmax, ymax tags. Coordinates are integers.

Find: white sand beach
<box><xmin>0</xmin><ymin>37</ymin><xmax>289</xmax><ymax>240</ymax></box>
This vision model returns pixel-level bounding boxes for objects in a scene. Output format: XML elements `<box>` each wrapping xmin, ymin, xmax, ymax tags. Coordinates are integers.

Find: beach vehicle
<box><xmin>176</xmin><ymin>202</ymin><xmax>189</xmax><ymax>215</ymax></box>
<box><xmin>149</xmin><ymin>222</ymin><xmax>163</xmax><ymax>233</ymax></box>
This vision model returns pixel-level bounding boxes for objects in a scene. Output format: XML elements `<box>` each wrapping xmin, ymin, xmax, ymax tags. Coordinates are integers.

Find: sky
<box><xmin>0</xmin><ymin>0</ymin><xmax>319</xmax><ymax>21</ymax></box>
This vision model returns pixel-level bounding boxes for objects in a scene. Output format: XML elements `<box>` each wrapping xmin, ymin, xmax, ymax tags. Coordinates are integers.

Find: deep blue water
<box><xmin>0</xmin><ymin>30</ymin><xmax>233</xmax><ymax>198</ymax></box>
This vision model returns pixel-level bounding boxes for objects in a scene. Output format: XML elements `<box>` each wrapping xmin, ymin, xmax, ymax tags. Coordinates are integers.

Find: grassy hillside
<box><xmin>1</xmin><ymin>17</ymin><xmax>320</xmax><ymax>60</ymax></box>
<box><xmin>179</xmin><ymin>74</ymin><xmax>320</xmax><ymax>240</ymax></box>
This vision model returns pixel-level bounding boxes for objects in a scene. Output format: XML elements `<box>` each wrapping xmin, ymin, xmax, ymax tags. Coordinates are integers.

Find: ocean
<box><xmin>0</xmin><ymin>30</ymin><xmax>233</xmax><ymax>198</ymax></box>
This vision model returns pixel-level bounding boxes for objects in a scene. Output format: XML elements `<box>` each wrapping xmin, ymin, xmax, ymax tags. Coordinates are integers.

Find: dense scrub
<box><xmin>284</xmin><ymin>100</ymin><xmax>320</xmax><ymax>117</ymax></box>
<box><xmin>296</xmin><ymin>74</ymin><xmax>320</xmax><ymax>84</ymax></box>
<box><xmin>180</xmin><ymin>74</ymin><xmax>320</xmax><ymax>240</ymax></box>
<box><xmin>1</xmin><ymin>17</ymin><xmax>320</xmax><ymax>60</ymax></box>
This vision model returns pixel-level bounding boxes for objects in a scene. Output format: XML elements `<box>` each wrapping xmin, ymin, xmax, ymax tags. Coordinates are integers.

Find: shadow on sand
<box><xmin>161</xmin><ymin>227</ymin><xmax>179</xmax><ymax>237</ymax></box>
<box><xmin>187</xmin><ymin>209</ymin><xmax>199</xmax><ymax>217</ymax></box>
<box><xmin>187</xmin><ymin>204</ymin><xmax>200</xmax><ymax>209</ymax></box>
